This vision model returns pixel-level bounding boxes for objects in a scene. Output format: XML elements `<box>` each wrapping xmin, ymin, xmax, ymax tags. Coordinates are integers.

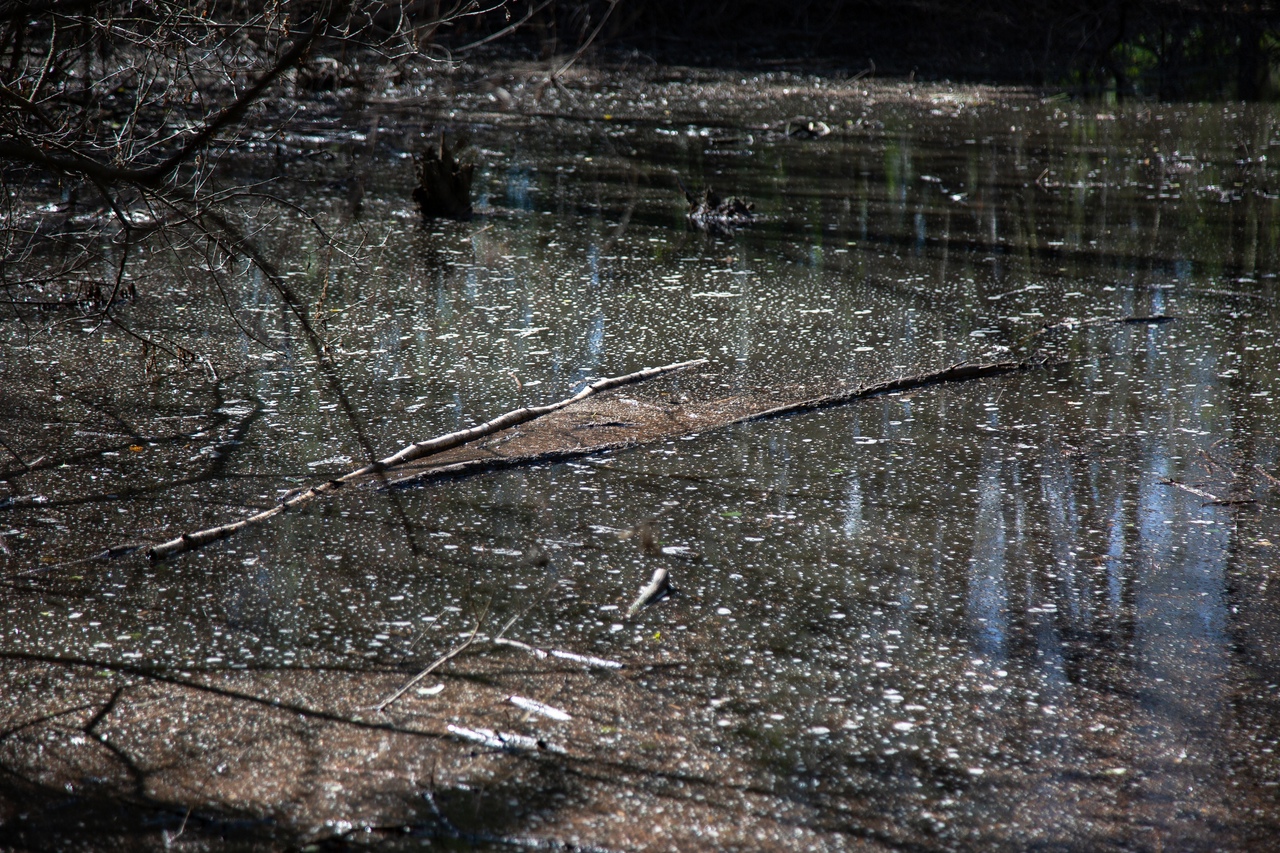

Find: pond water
<box><xmin>3</xmin><ymin>68</ymin><xmax>1280</xmax><ymax>849</ymax></box>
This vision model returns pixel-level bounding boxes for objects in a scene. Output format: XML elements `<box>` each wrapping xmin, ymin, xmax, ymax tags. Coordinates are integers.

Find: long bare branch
<box><xmin>144</xmin><ymin>358</ymin><xmax>707</xmax><ymax>560</ymax></box>
<box><xmin>374</xmin><ymin>614</ymin><xmax>486</xmax><ymax>712</ymax></box>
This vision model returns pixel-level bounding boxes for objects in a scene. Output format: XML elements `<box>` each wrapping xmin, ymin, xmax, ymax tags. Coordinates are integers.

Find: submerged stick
<box><xmin>1019</xmin><ymin>314</ymin><xmax>1176</xmax><ymax>347</ymax></box>
<box><xmin>731</xmin><ymin>359</ymin><xmax>1040</xmax><ymax>425</ymax></box>
<box><xmin>145</xmin><ymin>358</ymin><xmax>706</xmax><ymax>560</ymax></box>
<box><xmin>375</xmin><ymin>619</ymin><xmax>483</xmax><ymax>712</ymax></box>
<box><xmin>1255</xmin><ymin>464</ymin><xmax>1280</xmax><ymax>488</ymax></box>
<box><xmin>1160</xmin><ymin>478</ymin><xmax>1258</xmax><ymax>507</ymax></box>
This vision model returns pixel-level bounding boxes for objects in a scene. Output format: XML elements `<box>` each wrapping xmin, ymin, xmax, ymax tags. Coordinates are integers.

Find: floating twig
<box><xmin>509</xmin><ymin>695</ymin><xmax>572</xmax><ymax>721</ymax></box>
<box><xmin>492</xmin><ymin>637</ymin><xmax>622</xmax><ymax>669</ymax></box>
<box><xmin>446</xmin><ymin>724</ymin><xmax>562</xmax><ymax>753</ymax></box>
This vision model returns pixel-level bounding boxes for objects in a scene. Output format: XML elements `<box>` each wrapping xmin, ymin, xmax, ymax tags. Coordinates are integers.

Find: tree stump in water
<box><xmin>678</xmin><ymin>178</ymin><xmax>754</xmax><ymax>235</ymax></box>
<box><xmin>413</xmin><ymin>135</ymin><xmax>474</xmax><ymax>221</ymax></box>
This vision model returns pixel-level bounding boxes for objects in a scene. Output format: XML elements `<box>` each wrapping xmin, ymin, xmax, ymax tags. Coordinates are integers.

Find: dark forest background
<box><xmin>527</xmin><ymin>0</ymin><xmax>1280</xmax><ymax>99</ymax></box>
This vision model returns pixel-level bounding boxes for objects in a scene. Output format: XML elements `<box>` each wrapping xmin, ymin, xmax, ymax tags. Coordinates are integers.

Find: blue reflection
<box><xmin>843</xmin><ymin>476</ymin><xmax>864</xmax><ymax>539</ymax></box>
<box><xmin>586</xmin><ymin>309</ymin><xmax>605</xmax><ymax>363</ymax></box>
<box><xmin>1133</xmin><ymin>449</ymin><xmax>1229</xmax><ymax>752</ymax></box>
<box><xmin>506</xmin><ymin>164</ymin><xmax>533</xmax><ymax>210</ymax></box>
<box><xmin>968</xmin><ymin>453</ymin><xmax>1009</xmax><ymax>663</ymax></box>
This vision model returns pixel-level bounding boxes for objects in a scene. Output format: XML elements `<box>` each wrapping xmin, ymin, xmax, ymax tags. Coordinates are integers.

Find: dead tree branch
<box><xmin>732</xmin><ymin>359</ymin><xmax>1048</xmax><ymax>424</ymax></box>
<box><xmin>387</xmin><ymin>358</ymin><xmax>1067</xmax><ymax>490</ymax></box>
<box><xmin>144</xmin><ymin>358</ymin><xmax>707</xmax><ymax>560</ymax></box>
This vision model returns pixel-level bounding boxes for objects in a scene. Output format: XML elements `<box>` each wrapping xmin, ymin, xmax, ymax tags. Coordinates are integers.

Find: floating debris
<box><xmin>447</xmin><ymin>724</ymin><xmax>563</xmax><ymax>753</ymax></box>
<box><xmin>494</xmin><ymin>637</ymin><xmax>623</xmax><ymax>669</ymax></box>
<box><xmin>509</xmin><ymin>695</ymin><xmax>573</xmax><ymax>721</ymax></box>
<box><xmin>628</xmin><ymin>567</ymin><xmax>679</xmax><ymax>617</ymax></box>
<box><xmin>548</xmin><ymin>648</ymin><xmax>623</xmax><ymax>668</ymax></box>
<box><xmin>786</xmin><ymin>116</ymin><xmax>832</xmax><ymax>139</ymax></box>
<box><xmin>677</xmin><ymin>177</ymin><xmax>754</xmax><ymax>235</ymax></box>
<box><xmin>1146</xmin><ymin>149</ymin><xmax>1202</xmax><ymax>176</ymax></box>
<box><xmin>618</xmin><ymin>518</ymin><xmax>661</xmax><ymax>555</ymax></box>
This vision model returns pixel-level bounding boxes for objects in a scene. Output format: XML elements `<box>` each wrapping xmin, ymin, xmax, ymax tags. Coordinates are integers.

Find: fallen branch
<box><xmin>1026</xmin><ymin>314</ymin><xmax>1176</xmax><ymax>342</ymax></box>
<box><xmin>144</xmin><ymin>358</ymin><xmax>706</xmax><ymax>560</ymax></box>
<box><xmin>386</xmin><ymin>358</ymin><xmax>1061</xmax><ymax>489</ymax></box>
<box><xmin>730</xmin><ymin>359</ymin><xmax>1046</xmax><ymax>424</ymax></box>
<box><xmin>145</xmin><ymin>358</ymin><xmax>1050</xmax><ymax>559</ymax></box>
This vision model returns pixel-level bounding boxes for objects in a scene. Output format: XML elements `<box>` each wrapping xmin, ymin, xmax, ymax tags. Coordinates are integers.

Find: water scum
<box><xmin>2</xmin><ymin>64</ymin><xmax>1280</xmax><ymax>849</ymax></box>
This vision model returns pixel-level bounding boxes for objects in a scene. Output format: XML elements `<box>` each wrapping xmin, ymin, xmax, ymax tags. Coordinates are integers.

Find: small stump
<box><xmin>683</xmin><ymin>184</ymin><xmax>754</xmax><ymax>235</ymax></box>
<box><xmin>413</xmin><ymin>135</ymin><xmax>474</xmax><ymax>221</ymax></box>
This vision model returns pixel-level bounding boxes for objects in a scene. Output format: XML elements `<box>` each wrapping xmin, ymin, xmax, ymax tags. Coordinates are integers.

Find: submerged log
<box><xmin>413</xmin><ymin>135</ymin><xmax>474</xmax><ymax>221</ymax></box>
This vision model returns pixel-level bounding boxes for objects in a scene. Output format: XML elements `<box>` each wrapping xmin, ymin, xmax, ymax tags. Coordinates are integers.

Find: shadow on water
<box><xmin>4</xmin><ymin>67</ymin><xmax>1280</xmax><ymax>849</ymax></box>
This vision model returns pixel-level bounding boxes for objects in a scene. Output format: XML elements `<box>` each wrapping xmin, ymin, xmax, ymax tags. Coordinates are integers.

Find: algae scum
<box><xmin>3</xmin><ymin>69</ymin><xmax>1280</xmax><ymax>850</ymax></box>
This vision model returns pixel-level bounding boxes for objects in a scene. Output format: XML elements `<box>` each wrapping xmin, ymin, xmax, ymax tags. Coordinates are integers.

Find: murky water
<box><xmin>4</xmin><ymin>70</ymin><xmax>1280</xmax><ymax>848</ymax></box>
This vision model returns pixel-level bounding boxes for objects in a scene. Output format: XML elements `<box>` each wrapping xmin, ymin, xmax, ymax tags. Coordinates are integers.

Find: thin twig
<box><xmin>552</xmin><ymin>0</ymin><xmax>620</xmax><ymax>79</ymax></box>
<box><xmin>375</xmin><ymin>616</ymin><xmax>484</xmax><ymax>712</ymax></box>
<box><xmin>0</xmin><ymin>437</ymin><xmax>31</xmax><ymax>469</ymax></box>
<box><xmin>1159</xmin><ymin>478</ymin><xmax>1219</xmax><ymax>501</ymax></box>
<box><xmin>1254</xmin><ymin>464</ymin><xmax>1280</xmax><ymax>488</ymax></box>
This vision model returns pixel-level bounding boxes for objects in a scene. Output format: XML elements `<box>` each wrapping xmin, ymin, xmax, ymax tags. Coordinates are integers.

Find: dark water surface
<box><xmin>3</xmin><ymin>70</ymin><xmax>1280</xmax><ymax>849</ymax></box>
